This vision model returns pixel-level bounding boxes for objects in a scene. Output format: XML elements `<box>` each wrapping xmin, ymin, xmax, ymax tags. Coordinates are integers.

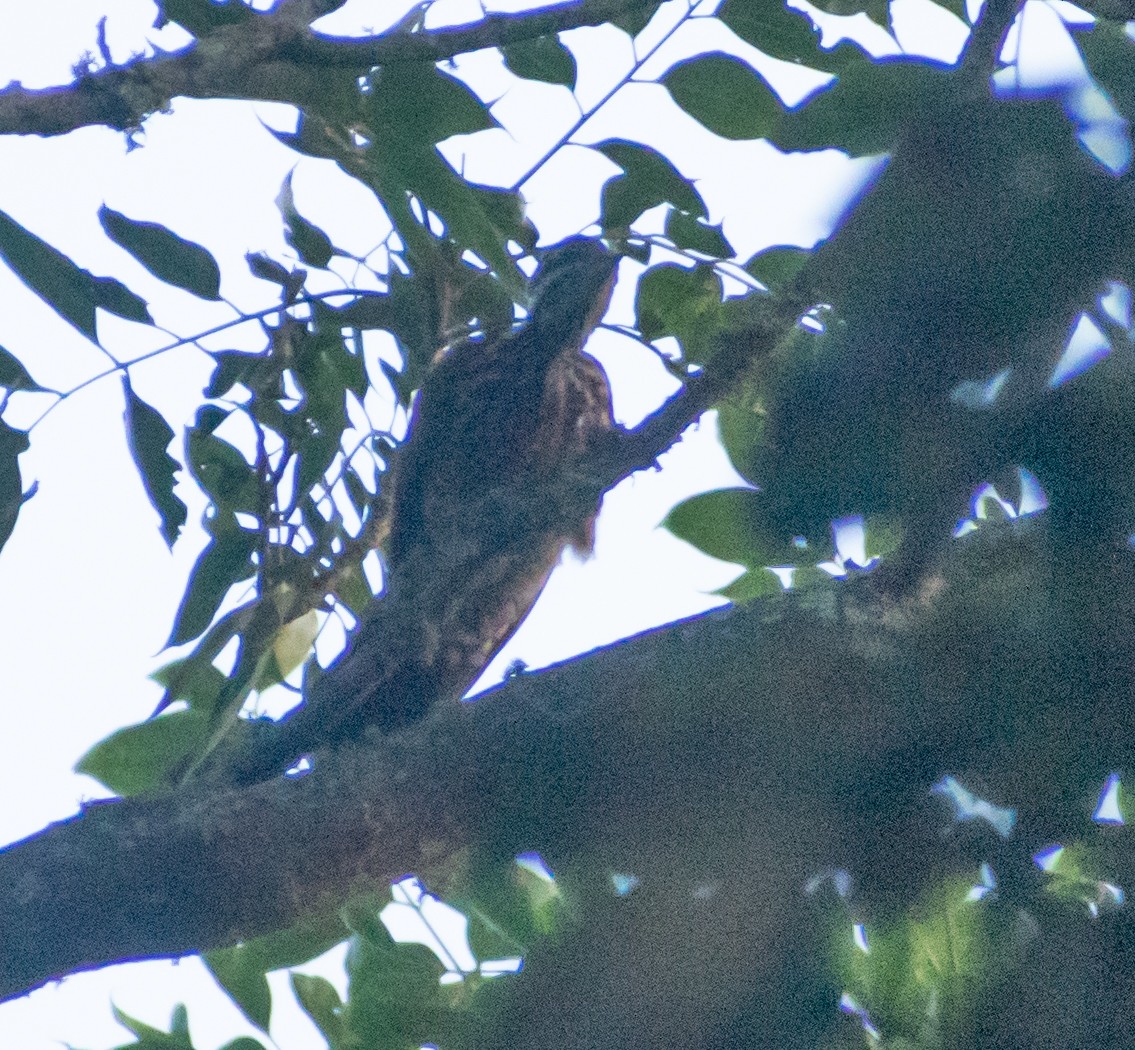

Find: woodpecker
<box><xmin>299</xmin><ymin>238</ymin><xmax>620</xmax><ymax>747</ymax></box>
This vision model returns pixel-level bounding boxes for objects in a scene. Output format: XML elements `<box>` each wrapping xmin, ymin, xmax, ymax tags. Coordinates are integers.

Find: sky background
<box><xmin>0</xmin><ymin>0</ymin><xmax>1108</xmax><ymax>1046</ymax></box>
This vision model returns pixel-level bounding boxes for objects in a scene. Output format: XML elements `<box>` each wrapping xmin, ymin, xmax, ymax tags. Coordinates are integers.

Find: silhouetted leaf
<box><xmin>0</xmin><ymin>419</ymin><xmax>29</xmax><ymax>557</ymax></box>
<box><xmin>665</xmin><ymin>209</ymin><xmax>731</xmax><ymax>258</ymax></box>
<box><xmin>663</xmin><ymin>53</ymin><xmax>782</xmax><ymax>140</ymax></box>
<box><xmin>720</xmin><ymin>0</ymin><xmax>832</xmax><ymax>66</ymax></box>
<box><xmin>122</xmin><ymin>377</ymin><xmax>188</xmax><ymax>548</ymax></box>
<box><xmin>277</xmin><ymin>172</ymin><xmax>334</xmax><ymax>270</ymax></box>
<box><xmin>101</xmin><ymin>205</ymin><xmax>223</xmax><ymax>300</ymax></box>
<box><xmin>502</xmin><ymin>34</ymin><xmax>576</xmax><ymax>87</ymax></box>
<box><xmin>0</xmin><ymin>346</ymin><xmax>50</xmax><ymax>392</ymax></box>
<box><xmin>598</xmin><ymin>140</ymin><xmax>705</xmax><ymax>228</ymax></box>
<box><xmin>774</xmin><ymin>56</ymin><xmax>952</xmax><ymax>155</ymax></box>
<box><xmin>611</xmin><ymin>3</ymin><xmax>656</xmax><ymax>36</ymax></box>
<box><xmin>0</xmin><ymin>208</ymin><xmax>151</xmax><ymax>340</ymax></box>
<box><xmin>161</xmin><ymin>0</ymin><xmax>254</xmax><ymax>33</ymax></box>
<box><xmin>168</xmin><ymin>525</ymin><xmax>257</xmax><ymax>645</ymax></box>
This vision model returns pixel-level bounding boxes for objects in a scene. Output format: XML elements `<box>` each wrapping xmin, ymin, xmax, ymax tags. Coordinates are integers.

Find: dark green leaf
<box><xmin>502</xmin><ymin>34</ymin><xmax>576</xmax><ymax>87</ymax></box>
<box><xmin>167</xmin><ymin>526</ymin><xmax>257</xmax><ymax>645</ymax></box>
<box><xmin>611</xmin><ymin>3</ymin><xmax>657</xmax><ymax>36</ymax></box>
<box><xmin>100</xmin><ymin>205</ymin><xmax>223</xmax><ymax>300</ymax></box>
<box><xmin>204</xmin><ymin>349</ymin><xmax>266</xmax><ymax>399</ymax></box>
<box><xmin>161</xmin><ymin>0</ymin><xmax>254</xmax><ymax>34</ymax></box>
<box><xmin>277</xmin><ymin>173</ymin><xmax>335</xmax><ymax>270</ymax></box>
<box><xmin>598</xmin><ymin>140</ymin><xmax>705</xmax><ymax>228</ymax></box>
<box><xmin>1078</xmin><ymin>21</ymin><xmax>1135</xmax><ymax>122</ymax></box>
<box><xmin>76</xmin><ymin>709</ymin><xmax>209</xmax><ymax>796</ymax></box>
<box><xmin>0</xmin><ymin>419</ymin><xmax>30</xmax><ymax>557</ymax></box>
<box><xmin>186</xmin><ymin>410</ymin><xmax>258</xmax><ymax>512</ymax></box>
<box><xmin>746</xmin><ymin>246</ymin><xmax>812</xmax><ymax>290</ymax></box>
<box><xmin>663</xmin><ymin>53</ymin><xmax>783</xmax><ymax>140</ymax></box>
<box><xmin>265</xmin><ymin>114</ymin><xmax>345</xmax><ymax>161</ymax></box>
<box><xmin>664</xmin><ymin>209</ymin><xmax>731</xmax><ymax>257</ymax></box>
<box><xmin>93</xmin><ymin>275</ymin><xmax>152</xmax><ymax>325</ymax></box>
<box><xmin>291</xmin><ymin>974</ymin><xmax>346</xmax><ymax>1045</ymax></box>
<box><xmin>122</xmin><ymin>377</ymin><xmax>188</xmax><ymax>548</ymax></box>
<box><xmin>773</xmin><ymin>56</ymin><xmax>952</xmax><ymax>155</ymax></box>
<box><xmin>635</xmin><ymin>262</ymin><xmax>723</xmax><ymax>363</ymax></box>
<box><xmin>0</xmin><ymin>208</ymin><xmax>152</xmax><ymax>340</ymax></box>
<box><xmin>0</xmin><ymin>345</ymin><xmax>50</xmax><ymax>392</ymax></box>
<box><xmin>368</xmin><ymin>63</ymin><xmax>496</xmax><ymax>145</ymax></box>
<box><xmin>720</xmin><ymin>0</ymin><xmax>832</xmax><ymax>67</ymax></box>
<box><xmin>219</xmin><ymin>1039</ymin><xmax>269</xmax><ymax>1050</ymax></box>
<box><xmin>809</xmin><ymin>0</ymin><xmax>890</xmax><ymax>26</ymax></box>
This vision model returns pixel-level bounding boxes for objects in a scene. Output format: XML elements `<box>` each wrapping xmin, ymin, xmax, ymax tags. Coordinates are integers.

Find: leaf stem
<box><xmin>505</xmin><ymin>0</ymin><xmax>700</xmax><ymax>194</ymax></box>
<box><xmin>24</xmin><ymin>288</ymin><xmax>387</xmax><ymax>434</ymax></box>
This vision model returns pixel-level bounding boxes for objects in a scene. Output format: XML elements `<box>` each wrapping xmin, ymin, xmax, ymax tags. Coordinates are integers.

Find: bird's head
<box><xmin>528</xmin><ymin>238</ymin><xmax>618</xmax><ymax>345</ymax></box>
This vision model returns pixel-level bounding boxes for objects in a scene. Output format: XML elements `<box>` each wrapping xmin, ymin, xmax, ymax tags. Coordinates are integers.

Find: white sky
<box><xmin>0</xmin><ymin>0</ymin><xmax>1111</xmax><ymax>1046</ymax></box>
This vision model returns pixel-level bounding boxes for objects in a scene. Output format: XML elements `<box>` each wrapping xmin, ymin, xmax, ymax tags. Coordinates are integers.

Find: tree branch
<box><xmin>5</xmin><ymin>553</ymin><xmax>1135</xmax><ymax>1018</ymax></box>
<box><xmin>0</xmin><ymin>0</ymin><xmax>658</xmax><ymax>137</ymax></box>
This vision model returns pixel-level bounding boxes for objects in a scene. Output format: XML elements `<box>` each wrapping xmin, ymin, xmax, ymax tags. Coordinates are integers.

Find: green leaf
<box><xmin>167</xmin><ymin>526</ymin><xmax>257</xmax><ymax>645</ymax></box>
<box><xmin>152</xmin><ymin>653</ymin><xmax>230</xmax><ymax>717</ymax></box>
<box><xmin>291</xmin><ymin>974</ymin><xmax>346</xmax><ymax>1046</ymax></box>
<box><xmin>272</xmin><ymin>610</ymin><xmax>318</xmax><ymax>679</ymax></box>
<box><xmin>342</xmin><ymin>929</ymin><xmax>456</xmax><ymax>1049</ymax></box>
<box><xmin>663</xmin><ymin>487</ymin><xmax>763</xmax><ymax>565</ymax></box>
<box><xmin>0</xmin><ymin>208</ymin><xmax>152</xmax><ymax>340</ymax></box>
<box><xmin>205</xmin><ymin>951</ymin><xmax>272</xmax><ymax>1034</ymax></box>
<box><xmin>122</xmin><ymin>377</ymin><xmax>188</xmax><ymax>548</ymax></box>
<box><xmin>100</xmin><ymin>206</ymin><xmax>223</xmax><ymax>300</ymax></box>
<box><xmin>718</xmin><ymin>567</ymin><xmax>784</xmax><ymax>602</ymax></box>
<box><xmin>361</xmin><ymin>65</ymin><xmax>530</xmax><ymax>287</ymax></box>
<box><xmin>77</xmin><ymin>709</ymin><xmax>209</xmax><ymax>796</ymax></box>
<box><xmin>635</xmin><ymin>262</ymin><xmax>723</xmax><ymax>363</ymax></box>
<box><xmin>0</xmin><ymin>419</ymin><xmax>30</xmax><ymax>557</ymax></box>
<box><xmin>502</xmin><ymin>34</ymin><xmax>576</xmax><ymax>87</ymax></box>
<box><xmin>0</xmin><ymin>345</ymin><xmax>50</xmax><ymax>392</ymax></box>
<box><xmin>664</xmin><ymin>209</ymin><xmax>731</xmax><ymax>258</ymax></box>
<box><xmin>715</xmin><ymin>399</ymin><xmax>766</xmax><ymax>477</ymax></box>
<box><xmin>663</xmin><ymin>53</ymin><xmax>783</xmax><ymax>140</ymax></box>
<box><xmin>219</xmin><ymin>1039</ymin><xmax>269</xmax><ymax>1050</ymax></box>
<box><xmin>206</xmin><ymin>910</ymin><xmax>352</xmax><ymax>1037</ymax></box>
<box><xmin>277</xmin><ymin>173</ymin><xmax>335</xmax><ymax>270</ymax></box>
<box><xmin>598</xmin><ymin>139</ymin><xmax>705</xmax><ymax>228</ymax></box>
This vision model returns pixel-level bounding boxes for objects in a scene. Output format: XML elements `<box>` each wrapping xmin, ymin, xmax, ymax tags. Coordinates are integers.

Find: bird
<box><xmin>281</xmin><ymin>237</ymin><xmax>621</xmax><ymax>754</ymax></box>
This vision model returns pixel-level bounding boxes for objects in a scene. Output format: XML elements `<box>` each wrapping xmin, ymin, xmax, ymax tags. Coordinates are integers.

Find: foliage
<box><xmin>1</xmin><ymin>0</ymin><xmax>1135</xmax><ymax>1046</ymax></box>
